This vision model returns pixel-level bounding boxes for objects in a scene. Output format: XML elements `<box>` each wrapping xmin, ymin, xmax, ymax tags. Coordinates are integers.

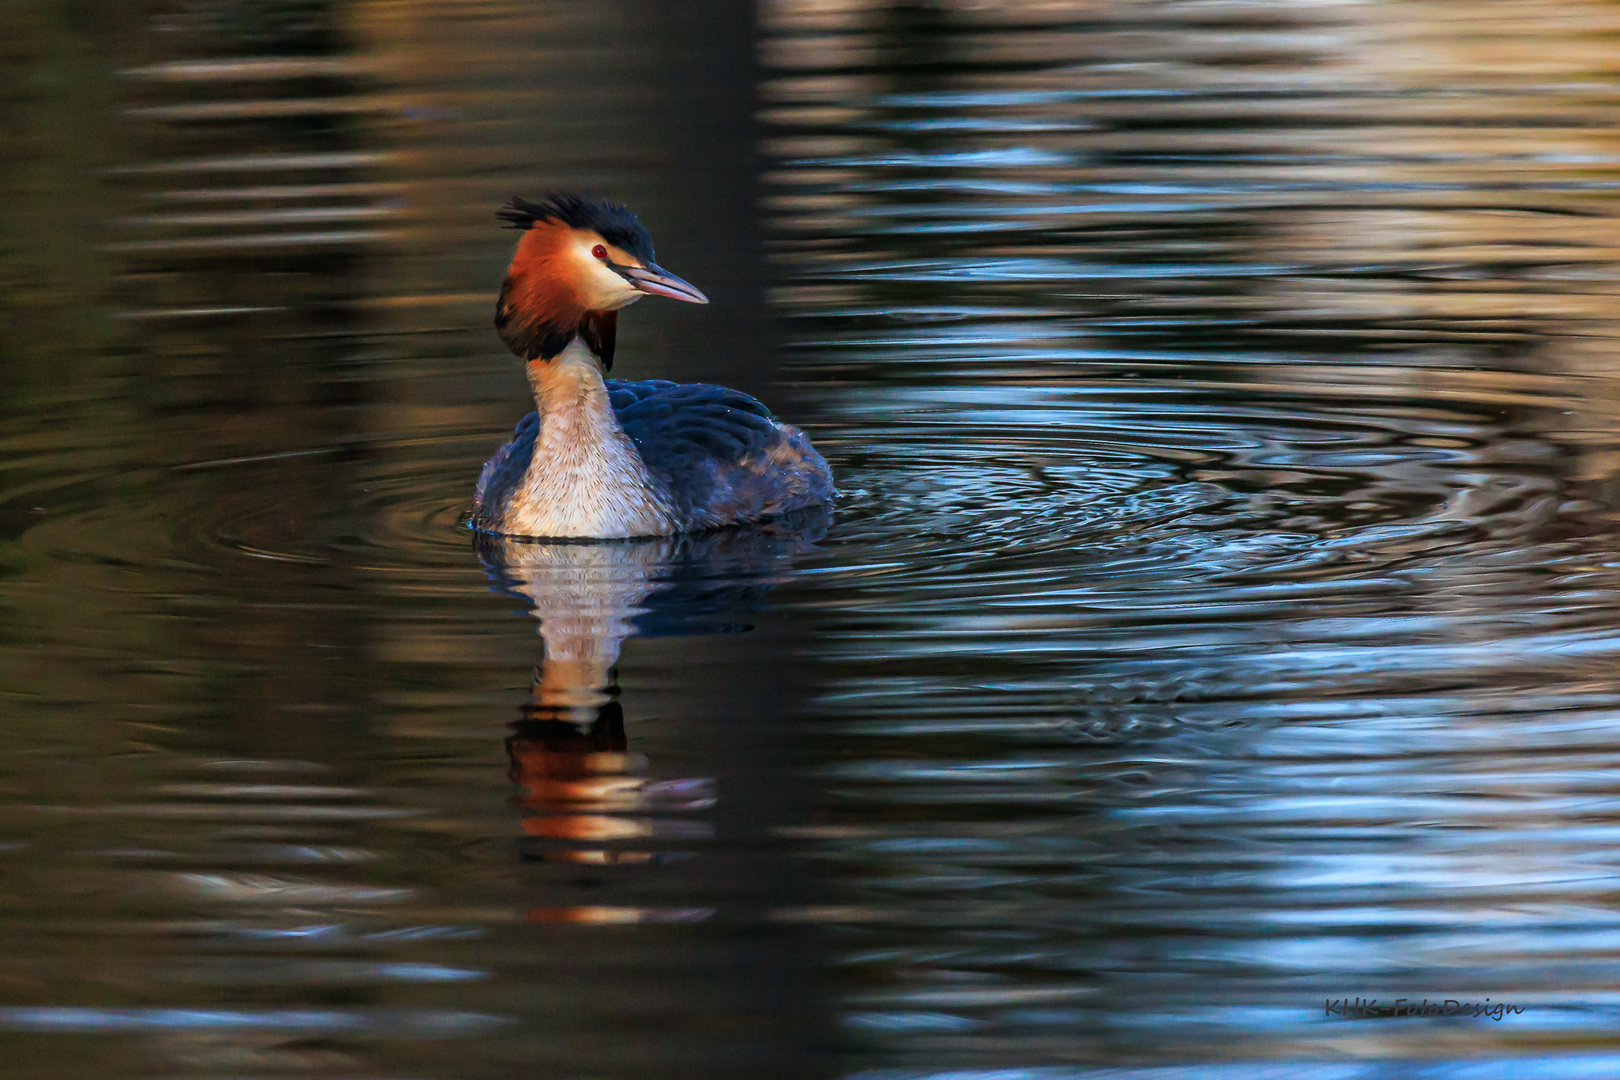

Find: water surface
<box><xmin>6</xmin><ymin>1</ymin><xmax>1620</xmax><ymax>1077</ymax></box>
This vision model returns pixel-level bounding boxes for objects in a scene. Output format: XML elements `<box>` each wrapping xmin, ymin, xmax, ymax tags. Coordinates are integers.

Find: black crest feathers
<box><xmin>497</xmin><ymin>193</ymin><xmax>656</xmax><ymax>262</ymax></box>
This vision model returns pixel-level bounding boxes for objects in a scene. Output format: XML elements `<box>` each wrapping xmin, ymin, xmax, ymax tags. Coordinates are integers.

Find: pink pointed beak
<box><xmin>621</xmin><ymin>262</ymin><xmax>709</xmax><ymax>304</ymax></box>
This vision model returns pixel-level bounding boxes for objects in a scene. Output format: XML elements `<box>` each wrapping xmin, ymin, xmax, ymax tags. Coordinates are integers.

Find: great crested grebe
<box><xmin>471</xmin><ymin>193</ymin><xmax>833</xmax><ymax>539</ymax></box>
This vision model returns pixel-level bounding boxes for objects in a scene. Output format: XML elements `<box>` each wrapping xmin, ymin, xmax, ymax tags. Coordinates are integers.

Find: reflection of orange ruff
<box><xmin>525</xmin><ymin>905</ymin><xmax>712</xmax><ymax>925</ymax></box>
<box><xmin>507</xmin><ymin>703</ymin><xmax>653</xmax><ymax>863</ymax></box>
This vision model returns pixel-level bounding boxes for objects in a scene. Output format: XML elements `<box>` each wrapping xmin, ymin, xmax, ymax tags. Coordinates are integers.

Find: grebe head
<box><xmin>494</xmin><ymin>193</ymin><xmax>708</xmax><ymax>368</ymax></box>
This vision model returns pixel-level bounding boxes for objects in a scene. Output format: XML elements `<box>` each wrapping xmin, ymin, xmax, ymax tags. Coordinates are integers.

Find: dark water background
<box><xmin>7</xmin><ymin>1</ymin><xmax>1620</xmax><ymax>1077</ymax></box>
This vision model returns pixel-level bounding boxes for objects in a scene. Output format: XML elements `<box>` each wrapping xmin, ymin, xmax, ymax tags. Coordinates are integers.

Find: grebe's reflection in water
<box><xmin>474</xmin><ymin>511</ymin><xmax>828</xmax><ymax>891</ymax></box>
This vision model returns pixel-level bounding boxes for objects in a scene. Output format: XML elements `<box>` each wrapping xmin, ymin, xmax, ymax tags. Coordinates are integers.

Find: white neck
<box><xmin>502</xmin><ymin>338</ymin><xmax>675</xmax><ymax>538</ymax></box>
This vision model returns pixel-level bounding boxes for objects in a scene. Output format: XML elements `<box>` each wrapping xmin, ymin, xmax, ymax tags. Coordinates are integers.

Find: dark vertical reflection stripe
<box><xmin>0</xmin><ymin>2</ymin><xmax>837</xmax><ymax>1079</ymax></box>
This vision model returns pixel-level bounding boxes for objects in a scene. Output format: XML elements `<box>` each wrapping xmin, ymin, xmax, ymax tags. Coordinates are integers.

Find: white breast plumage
<box><xmin>499</xmin><ymin>340</ymin><xmax>676</xmax><ymax>539</ymax></box>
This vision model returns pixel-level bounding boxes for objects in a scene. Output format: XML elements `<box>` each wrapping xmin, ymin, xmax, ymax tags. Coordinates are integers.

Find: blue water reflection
<box><xmin>761</xmin><ymin>1</ymin><xmax>1620</xmax><ymax>1076</ymax></box>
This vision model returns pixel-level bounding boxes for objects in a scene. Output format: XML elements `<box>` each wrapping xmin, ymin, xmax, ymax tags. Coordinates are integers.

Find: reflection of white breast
<box><xmin>479</xmin><ymin>510</ymin><xmax>830</xmax><ymax>720</ymax></box>
<box><xmin>495</xmin><ymin>536</ymin><xmax>679</xmax><ymax>720</ymax></box>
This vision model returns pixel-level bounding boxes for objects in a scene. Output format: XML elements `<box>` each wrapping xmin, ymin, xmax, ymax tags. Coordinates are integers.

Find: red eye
<box><xmin>592</xmin><ymin>244</ymin><xmax>608</xmax><ymax>260</ymax></box>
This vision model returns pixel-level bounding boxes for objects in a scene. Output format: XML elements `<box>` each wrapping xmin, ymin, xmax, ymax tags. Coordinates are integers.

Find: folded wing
<box><xmin>610</xmin><ymin>380</ymin><xmax>833</xmax><ymax>530</ymax></box>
